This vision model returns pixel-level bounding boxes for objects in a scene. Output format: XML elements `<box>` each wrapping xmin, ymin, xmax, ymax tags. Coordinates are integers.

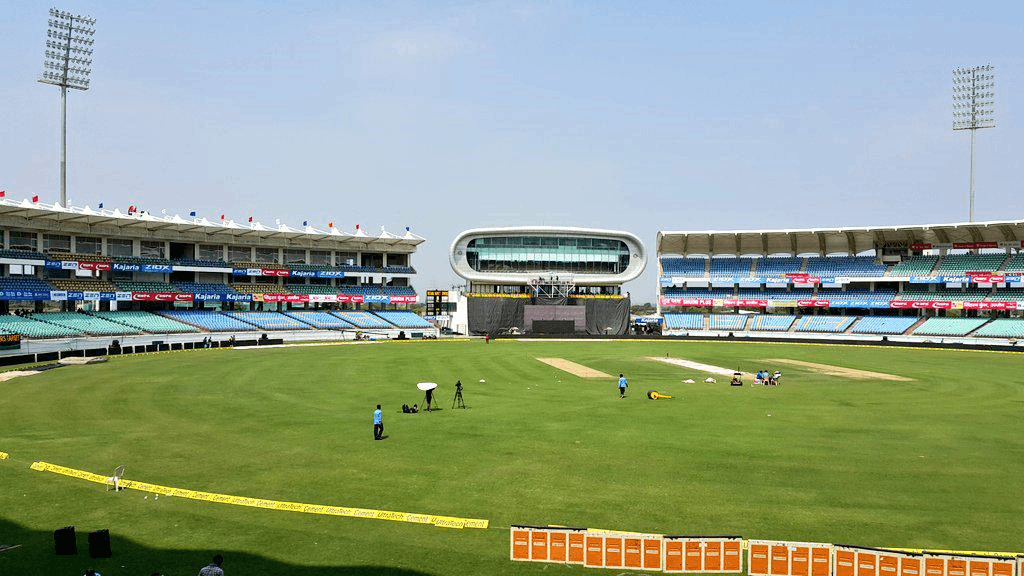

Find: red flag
<box><xmin>248</xmin><ymin>216</ymin><xmax>253</xmax><ymax>223</ymax></box>
<box><xmin>355</xmin><ymin>224</ymin><xmax>360</xmax><ymax>230</ymax></box>
<box><xmin>328</xmin><ymin>222</ymin><xmax>333</xmax><ymax>228</ymax></box>
<box><xmin>0</xmin><ymin>191</ymin><xmax>6</xmax><ymax>198</ymax></box>
<box><xmin>128</xmin><ymin>205</ymin><xmax>136</xmax><ymax>213</ymax></box>
<box><xmin>32</xmin><ymin>195</ymin><xmax>39</xmax><ymax>203</ymax></box>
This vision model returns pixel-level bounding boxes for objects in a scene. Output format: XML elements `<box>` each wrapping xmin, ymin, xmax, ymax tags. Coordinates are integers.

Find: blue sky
<box><xmin>1</xmin><ymin>1</ymin><xmax>1021</xmax><ymax>302</ymax></box>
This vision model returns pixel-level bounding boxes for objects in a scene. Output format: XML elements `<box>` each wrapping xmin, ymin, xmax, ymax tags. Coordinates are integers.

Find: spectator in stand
<box><xmin>198</xmin><ymin>554</ymin><xmax>224</xmax><ymax>576</ymax></box>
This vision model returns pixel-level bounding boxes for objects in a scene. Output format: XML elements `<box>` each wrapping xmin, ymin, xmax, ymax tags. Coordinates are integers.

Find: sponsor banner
<box><xmin>263</xmin><ymin>269</ymin><xmax>291</xmax><ymax>277</ymax></box>
<box><xmin>142</xmin><ymin>264</ymin><xmax>173</xmax><ymax>273</ymax></box>
<box><xmin>78</xmin><ymin>261</ymin><xmax>111</xmax><ymax>271</ymax></box>
<box><xmin>307</xmin><ymin>294</ymin><xmax>335</xmax><ymax>303</ymax></box>
<box><xmin>174</xmin><ymin>293</ymin><xmax>194</xmax><ymax>302</ymax></box>
<box><xmin>291</xmin><ymin>270</ymin><xmax>318</xmax><ymax>278</ymax></box>
<box><xmin>765</xmin><ymin>278</ymin><xmax>789</xmax><ymax>288</ymax></box>
<box><xmin>942</xmin><ymin>275</ymin><xmax>971</xmax><ymax>284</ymax></box>
<box><xmin>112</xmin><ymin>263</ymin><xmax>141</xmax><ymax>272</ymax></box>
<box><xmin>723</xmin><ymin>299</ymin><xmax>768</xmax><ymax>308</ymax></box>
<box><xmin>890</xmin><ymin>300</ymin><xmax>954</xmax><ymax>309</ymax></box>
<box><xmin>262</xmin><ymin>293</ymin><xmax>310</xmax><ymax>303</ymax></box>
<box><xmin>786</xmin><ymin>274</ymin><xmax>821</xmax><ymax>285</ymax></box>
<box><xmin>953</xmin><ymin>241</ymin><xmax>998</xmax><ymax>249</ymax></box>
<box><xmin>998</xmin><ymin>241</ymin><xmax>1022</xmax><ymax>249</ymax></box>
<box><xmin>390</xmin><ymin>295</ymin><xmax>417</xmax><ymax>304</ymax></box>
<box><xmin>827</xmin><ymin>299</ymin><xmax>891</xmax><ymax>308</ymax></box>
<box><xmin>911</xmin><ymin>243</ymin><xmax>932</xmax><ymax>250</ymax></box>
<box><xmin>909</xmin><ymin>276</ymin><xmax>944</xmax><ymax>284</ymax></box>
<box><xmin>195</xmin><ymin>293</ymin><xmax>224</xmax><ymax>301</ymax></box>
<box><xmin>226</xmin><ymin>293</ymin><xmax>252</xmax><ymax>302</ymax></box>
<box><xmin>131</xmin><ymin>292</ymin><xmax>181</xmax><ymax>302</ymax></box>
<box><xmin>49</xmin><ymin>290</ymin><xmax>68</xmax><ymax>301</ymax></box>
<box><xmin>61</xmin><ymin>261</ymin><xmax>78</xmax><ymax>270</ymax></box>
<box><xmin>797</xmin><ymin>299</ymin><xmax>831</xmax><ymax>308</ymax></box>
<box><xmin>710</xmin><ymin>277</ymin><xmax>735</xmax><ymax>287</ymax></box>
<box><xmin>116</xmin><ymin>291</ymin><xmax>133</xmax><ymax>301</ymax></box>
<box><xmin>316</xmin><ymin>270</ymin><xmax>346</xmax><ymax>278</ymax></box>
<box><xmin>967</xmin><ymin>273</ymin><xmax>1019</xmax><ymax>284</ymax></box>
<box><xmin>933</xmin><ymin>242</ymin><xmax>953</xmax><ymax>249</ymax></box>
<box><xmin>963</xmin><ymin>301</ymin><xmax>1018</xmax><ymax>310</ymax></box>
<box><xmin>83</xmin><ymin>291</ymin><xmax>100</xmax><ymax>300</ymax></box>
<box><xmin>738</xmin><ymin>277</ymin><xmax>765</xmax><ymax>287</ymax></box>
<box><xmin>363</xmin><ymin>294</ymin><xmax>389</xmax><ymax>303</ymax></box>
<box><xmin>659</xmin><ymin>297</ymin><xmax>714</xmax><ymax>307</ymax></box>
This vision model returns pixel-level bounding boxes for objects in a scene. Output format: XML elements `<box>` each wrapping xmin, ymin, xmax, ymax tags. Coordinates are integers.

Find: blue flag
<box><xmin>303</xmin><ymin>220</ymin><xmax>308</xmax><ymax>226</ymax></box>
<box><xmin>98</xmin><ymin>202</ymin><xmax>104</xmax><ymax>208</ymax></box>
<box><xmin>189</xmin><ymin>211</ymin><xmax>197</xmax><ymax>217</ymax></box>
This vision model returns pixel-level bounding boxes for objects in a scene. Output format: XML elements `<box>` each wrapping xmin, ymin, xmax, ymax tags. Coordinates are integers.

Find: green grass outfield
<box><xmin>1</xmin><ymin>339</ymin><xmax>1022</xmax><ymax>575</ymax></box>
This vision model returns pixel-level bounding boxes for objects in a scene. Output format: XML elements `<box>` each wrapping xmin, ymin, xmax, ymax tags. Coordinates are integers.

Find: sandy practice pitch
<box><xmin>766</xmin><ymin>358</ymin><xmax>912</xmax><ymax>381</ymax></box>
<box><xmin>647</xmin><ymin>357</ymin><xmax>753</xmax><ymax>377</ymax></box>
<box><xmin>536</xmin><ymin>358</ymin><xmax>612</xmax><ymax>378</ymax></box>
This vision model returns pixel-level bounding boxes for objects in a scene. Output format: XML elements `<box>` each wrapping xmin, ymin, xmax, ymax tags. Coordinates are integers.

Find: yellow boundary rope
<box><xmin>30</xmin><ymin>461</ymin><xmax>488</xmax><ymax>530</ymax></box>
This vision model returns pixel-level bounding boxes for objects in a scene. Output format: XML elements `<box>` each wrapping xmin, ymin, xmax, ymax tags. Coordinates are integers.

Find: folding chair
<box><xmin>107</xmin><ymin>465</ymin><xmax>125</xmax><ymax>491</ymax></box>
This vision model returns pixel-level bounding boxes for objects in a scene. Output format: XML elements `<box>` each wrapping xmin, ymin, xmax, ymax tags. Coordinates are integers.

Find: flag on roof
<box><xmin>220</xmin><ymin>214</ymin><xmax>225</xmax><ymax>220</ymax></box>
<box><xmin>128</xmin><ymin>205</ymin><xmax>136</xmax><ymax>213</ymax></box>
<box><xmin>189</xmin><ymin>211</ymin><xmax>196</xmax><ymax>217</ymax></box>
<box><xmin>356</xmin><ymin>224</ymin><xmax>360</xmax><ymax>230</ymax></box>
<box><xmin>32</xmin><ymin>195</ymin><xmax>39</xmax><ymax>203</ymax></box>
<box><xmin>0</xmin><ymin>191</ymin><xmax>5</xmax><ymax>198</ymax></box>
<box><xmin>328</xmin><ymin>222</ymin><xmax>333</xmax><ymax>228</ymax></box>
<box><xmin>97</xmin><ymin>202</ymin><xmax>103</xmax><ymax>208</ymax></box>
<box><xmin>302</xmin><ymin>220</ymin><xmax>308</xmax><ymax>227</ymax></box>
<box><xmin>248</xmin><ymin>216</ymin><xmax>253</xmax><ymax>223</ymax></box>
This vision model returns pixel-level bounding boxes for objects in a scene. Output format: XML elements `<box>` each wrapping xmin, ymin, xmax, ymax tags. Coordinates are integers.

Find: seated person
<box><xmin>730</xmin><ymin>376</ymin><xmax>742</xmax><ymax>386</ymax></box>
<box><xmin>402</xmin><ymin>404</ymin><xmax>410</xmax><ymax>413</ymax></box>
<box><xmin>770</xmin><ymin>371</ymin><xmax>782</xmax><ymax>385</ymax></box>
<box><xmin>411</xmin><ymin>404</ymin><xmax>419</xmax><ymax>413</ymax></box>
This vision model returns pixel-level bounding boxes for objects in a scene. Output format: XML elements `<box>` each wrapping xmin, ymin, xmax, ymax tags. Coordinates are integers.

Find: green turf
<box><xmin>1</xmin><ymin>339</ymin><xmax>1022</xmax><ymax>575</ymax></box>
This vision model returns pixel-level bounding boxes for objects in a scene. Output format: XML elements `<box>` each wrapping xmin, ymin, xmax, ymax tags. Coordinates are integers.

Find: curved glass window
<box><xmin>466</xmin><ymin>236</ymin><xmax>631</xmax><ymax>274</ymax></box>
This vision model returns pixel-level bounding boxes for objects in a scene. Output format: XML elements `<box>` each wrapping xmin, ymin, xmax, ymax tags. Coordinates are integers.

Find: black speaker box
<box><xmin>88</xmin><ymin>529</ymin><xmax>111</xmax><ymax>558</ymax></box>
<box><xmin>54</xmin><ymin>526</ymin><xmax>77</xmax><ymax>555</ymax></box>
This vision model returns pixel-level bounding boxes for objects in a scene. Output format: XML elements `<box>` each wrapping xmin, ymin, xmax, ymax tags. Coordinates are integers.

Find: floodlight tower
<box><xmin>953</xmin><ymin>64</ymin><xmax>995</xmax><ymax>222</ymax></box>
<box><xmin>39</xmin><ymin>7</ymin><xmax>96</xmax><ymax>208</ymax></box>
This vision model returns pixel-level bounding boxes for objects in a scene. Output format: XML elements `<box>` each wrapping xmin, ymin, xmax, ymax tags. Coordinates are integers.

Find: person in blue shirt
<box><xmin>618</xmin><ymin>373</ymin><xmax>628</xmax><ymax>398</ymax></box>
<box><xmin>373</xmin><ymin>405</ymin><xmax>383</xmax><ymax>440</ymax></box>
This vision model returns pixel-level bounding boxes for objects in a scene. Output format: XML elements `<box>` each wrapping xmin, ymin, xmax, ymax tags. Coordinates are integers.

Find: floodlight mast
<box><xmin>953</xmin><ymin>64</ymin><xmax>995</xmax><ymax>223</ymax></box>
<box><xmin>39</xmin><ymin>7</ymin><xmax>96</xmax><ymax>208</ymax></box>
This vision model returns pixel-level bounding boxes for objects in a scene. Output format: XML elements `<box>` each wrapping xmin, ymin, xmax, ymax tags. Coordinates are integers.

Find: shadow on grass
<box><xmin>0</xmin><ymin>517</ymin><xmax>434</xmax><ymax>576</ymax></box>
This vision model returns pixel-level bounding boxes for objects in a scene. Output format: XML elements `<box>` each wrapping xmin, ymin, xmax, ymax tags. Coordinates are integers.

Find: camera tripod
<box><xmin>424</xmin><ymin>389</ymin><xmax>438</xmax><ymax>412</ymax></box>
<box><xmin>452</xmin><ymin>387</ymin><xmax>465</xmax><ymax>409</ymax></box>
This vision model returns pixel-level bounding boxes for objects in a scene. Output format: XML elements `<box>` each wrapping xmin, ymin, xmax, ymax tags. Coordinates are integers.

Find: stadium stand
<box><xmin>0</xmin><ymin>277</ymin><xmax>55</xmax><ymax>292</ymax></box>
<box><xmin>850</xmin><ymin>316</ymin><xmax>918</xmax><ymax>335</ymax></box>
<box><xmin>816</xmin><ymin>287</ymin><xmax>897</xmax><ymax>300</ymax></box>
<box><xmin>331</xmin><ymin>311</ymin><xmax>393</xmax><ymax>329</ymax></box>
<box><xmin>973</xmin><ymin>319</ymin><xmax>1024</xmax><ymax>338</ymax></box>
<box><xmin>0</xmin><ymin>315</ymin><xmax>80</xmax><ymax>337</ymax></box>
<box><xmin>794</xmin><ymin>315</ymin><xmax>856</xmax><ymax>333</ymax></box>
<box><xmin>804</xmin><ymin>256</ymin><xmax>888</xmax><ymax>276</ymax></box>
<box><xmin>0</xmin><ymin>249</ymin><xmax>46</xmax><ymax>260</ymax></box>
<box><xmin>231</xmin><ymin>283</ymin><xmax>290</xmax><ymax>295</ymax></box>
<box><xmin>90</xmin><ymin>311</ymin><xmax>199</xmax><ymax>333</ymax></box>
<box><xmin>895</xmin><ymin>287</ymin><xmax>955</xmax><ymax>302</ymax></box>
<box><xmin>736</xmin><ymin>288</ymin><xmax>813</xmax><ymax>300</ymax></box>
<box><xmin>889</xmin><ymin>256</ymin><xmax>938</xmax><ymax>276</ymax></box>
<box><xmin>383</xmin><ymin>286</ymin><xmax>416</xmax><ymax>296</ymax></box>
<box><xmin>660</xmin><ymin>257</ymin><xmax>708</xmax><ymax>277</ymax></box>
<box><xmin>173</xmin><ymin>282</ymin><xmax>239</xmax><ymax>295</ymax></box>
<box><xmin>912</xmin><ymin>317</ymin><xmax>988</xmax><ymax>336</ymax></box>
<box><xmin>708</xmin><ymin>314</ymin><xmax>748</xmax><ymax>330</ymax></box>
<box><xmin>936</xmin><ymin>253</ymin><xmax>1007</xmax><ymax>274</ymax></box>
<box><xmin>753</xmin><ymin>257</ymin><xmax>803</xmax><ymax>277</ymax></box>
<box><xmin>283</xmin><ymin>311</ymin><xmax>355</xmax><ymax>329</ymax></box>
<box><xmin>708</xmin><ymin>257</ymin><xmax>753</xmax><ymax>276</ymax></box>
<box><xmin>663</xmin><ymin>313</ymin><xmax>704</xmax><ymax>330</ymax></box>
<box><xmin>285</xmin><ymin>283</ymin><xmax>340</xmax><ymax>295</ymax></box>
<box><xmin>174</xmin><ymin>258</ymin><xmax>229</xmax><ymax>267</ymax></box>
<box><xmin>114</xmin><ymin>280</ymin><xmax>179</xmax><ymax>293</ymax></box>
<box><xmin>48</xmin><ymin>252</ymin><xmax>111</xmax><ymax>262</ymax></box>
<box><xmin>223</xmin><ymin>311</ymin><xmax>310</xmax><ymax>330</ymax></box>
<box><xmin>47</xmin><ymin>279</ymin><xmax>118</xmax><ymax>292</ymax></box>
<box><xmin>158</xmin><ymin>310</ymin><xmax>259</xmax><ymax>332</ymax></box>
<box><xmin>35</xmin><ymin>312</ymin><xmax>141</xmax><ymax>335</ymax></box>
<box><xmin>374</xmin><ymin>311</ymin><xmax>432</xmax><ymax>328</ymax></box>
<box><xmin>987</xmin><ymin>289</ymin><xmax>1024</xmax><ymax>302</ymax></box>
<box><xmin>1003</xmin><ymin>253</ymin><xmax>1024</xmax><ymax>273</ymax></box>
<box><xmin>749</xmin><ymin>314</ymin><xmax>797</xmax><ymax>331</ymax></box>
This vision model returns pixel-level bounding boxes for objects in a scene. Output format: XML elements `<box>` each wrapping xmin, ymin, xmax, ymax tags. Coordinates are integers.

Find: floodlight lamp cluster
<box><xmin>40</xmin><ymin>7</ymin><xmax>96</xmax><ymax>91</ymax></box>
<box><xmin>952</xmin><ymin>64</ymin><xmax>995</xmax><ymax>131</ymax></box>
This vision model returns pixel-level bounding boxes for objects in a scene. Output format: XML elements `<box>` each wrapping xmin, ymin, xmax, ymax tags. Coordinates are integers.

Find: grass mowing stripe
<box><xmin>30</xmin><ymin>461</ymin><xmax>489</xmax><ymax>529</ymax></box>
